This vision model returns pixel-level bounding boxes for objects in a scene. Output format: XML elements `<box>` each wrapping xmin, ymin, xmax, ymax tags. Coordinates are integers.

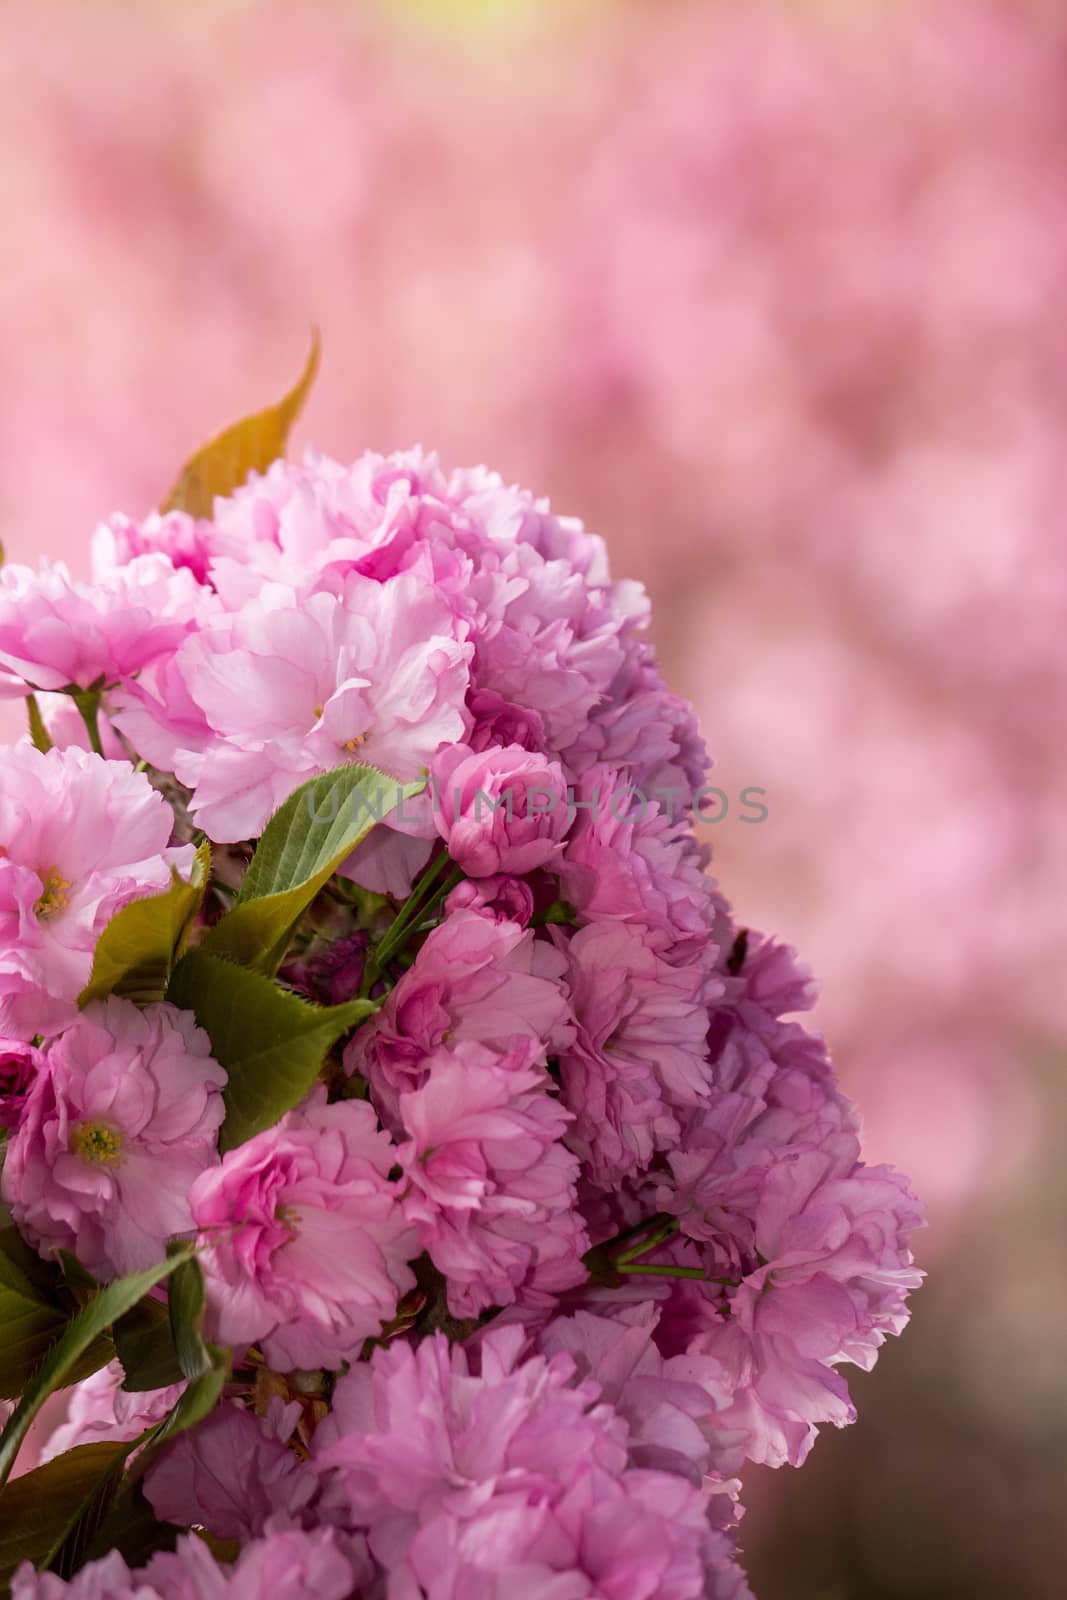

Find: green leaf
<box><xmin>57</xmin><ymin>1250</ymin><xmax>99</xmax><ymax>1295</ymax></box>
<box><xmin>0</xmin><ymin>1246</ymin><xmax>195</xmax><ymax>1488</ymax></box>
<box><xmin>25</xmin><ymin>693</ymin><xmax>53</xmax><ymax>754</ymax></box>
<box><xmin>200</xmin><ymin>765</ymin><xmax>424</xmax><ymax>976</ymax></box>
<box><xmin>0</xmin><ymin>1230</ymin><xmax>113</xmax><ymax>1400</ymax></box>
<box><xmin>113</xmin><ymin>1296</ymin><xmax>185</xmax><ymax>1393</ymax></box>
<box><xmin>0</xmin><ymin>1241</ymin><xmax>69</xmax><ymax>1402</ymax></box>
<box><xmin>160</xmin><ymin>331</ymin><xmax>320</xmax><ymax>519</ymax></box>
<box><xmin>82</xmin><ymin>1481</ymin><xmax>179</xmax><ymax>1569</ymax></box>
<box><xmin>142</xmin><ymin>1343</ymin><xmax>229</xmax><ymax>1450</ymax></box>
<box><xmin>166</xmin><ymin>1248</ymin><xmax>212</xmax><ymax>1381</ymax></box>
<box><xmin>0</xmin><ymin>1441</ymin><xmax>133</xmax><ymax>1590</ymax></box>
<box><xmin>78</xmin><ymin>843</ymin><xmax>211</xmax><ymax>1008</ymax></box>
<box><xmin>166</xmin><ymin>950</ymin><xmax>373</xmax><ymax>1151</ymax></box>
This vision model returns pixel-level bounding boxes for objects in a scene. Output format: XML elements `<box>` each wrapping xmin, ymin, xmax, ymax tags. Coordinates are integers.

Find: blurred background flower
<box><xmin>1</xmin><ymin>0</ymin><xmax>1063</xmax><ymax>1592</ymax></box>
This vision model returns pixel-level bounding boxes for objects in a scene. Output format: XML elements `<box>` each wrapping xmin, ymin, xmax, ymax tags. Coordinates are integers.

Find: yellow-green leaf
<box><xmin>78</xmin><ymin>843</ymin><xmax>211</xmax><ymax>1008</ymax></box>
<box><xmin>160</xmin><ymin>331</ymin><xmax>321</xmax><ymax>519</ymax></box>
<box><xmin>201</xmin><ymin>764</ymin><xmax>423</xmax><ymax>977</ymax></box>
<box><xmin>25</xmin><ymin>693</ymin><xmax>54</xmax><ymax>754</ymax></box>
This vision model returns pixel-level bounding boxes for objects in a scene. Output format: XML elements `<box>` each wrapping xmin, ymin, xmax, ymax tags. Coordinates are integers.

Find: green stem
<box><xmin>617</xmin><ymin>1263</ymin><xmax>707</xmax><ymax>1280</ymax></box>
<box><xmin>614</xmin><ymin>1218</ymin><xmax>680</xmax><ymax>1266</ymax></box>
<box><xmin>71</xmin><ymin>689</ymin><xmax>104</xmax><ymax>757</ymax></box>
<box><xmin>362</xmin><ymin>854</ymin><xmax>461</xmax><ymax>994</ymax></box>
<box><xmin>377</xmin><ymin>852</ymin><xmax>450</xmax><ymax>955</ymax></box>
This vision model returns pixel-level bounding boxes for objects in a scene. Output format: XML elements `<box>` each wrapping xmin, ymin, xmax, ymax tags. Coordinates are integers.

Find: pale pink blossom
<box><xmin>0</xmin><ymin>556</ymin><xmax>204</xmax><ymax>694</ymax></box>
<box><xmin>42</xmin><ymin>1360</ymin><xmax>184</xmax><ymax>1461</ymax></box>
<box><xmin>118</xmin><ymin>557</ymin><xmax>473</xmax><ymax>842</ymax></box>
<box><xmin>0</xmin><ymin>745</ymin><xmax>194</xmax><ymax>1038</ymax></box>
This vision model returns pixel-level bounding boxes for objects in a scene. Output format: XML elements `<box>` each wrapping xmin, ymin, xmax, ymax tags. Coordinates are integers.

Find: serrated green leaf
<box><xmin>0</xmin><ymin>1227</ymin><xmax>113</xmax><ymax>1400</ymax></box>
<box><xmin>165</xmin><ymin>949</ymin><xmax>374</xmax><ymax>1150</ymax></box>
<box><xmin>160</xmin><ymin>331</ymin><xmax>320</xmax><ymax>519</ymax></box>
<box><xmin>166</xmin><ymin>1247</ymin><xmax>211</xmax><ymax>1382</ymax></box>
<box><xmin>200</xmin><ymin>765</ymin><xmax>424</xmax><ymax>976</ymax></box>
<box><xmin>0</xmin><ymin>1442</ymin><xmax>132</xmax><ymax>1589</ymax></box>
<box><xmin>82</xmin><ymin>1481</ymin><xmax>179</xmax><ymax>1569</ymax></box>
<box><xmin>0</xmin><ymin>1247</ymin><xmax>68</xmax><ymax>1403</ymax></box>
<box><xmin>0</xmin><ymin>1249</ymin><xmax>113</xmax><ymax>1402</ymax></box>
<box><xmin>57</xmin><ymin>1250</ymin><xmax>98</xmax><ymax>1296</ymax></box>
<box><xmin>114</xmin><ymin>1296</ymin><xmax>185</xmax><ymax>1393</ymax></box>
<box><xmin>0</xmin><ymin>1247</ymin><xmax>195</xmax><ymax>1488</ymax></box>
<box><xmin>78</xmin><ymin>843</ymin><xmax>211</xmax><ymax>1008</ymax></box>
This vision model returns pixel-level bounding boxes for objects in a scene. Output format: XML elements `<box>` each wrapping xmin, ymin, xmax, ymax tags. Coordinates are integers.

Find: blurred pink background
<box><xmin>2</xmin><ymin>1</ymin><xmax>1065</xmax><ymax>1593</ymax></box>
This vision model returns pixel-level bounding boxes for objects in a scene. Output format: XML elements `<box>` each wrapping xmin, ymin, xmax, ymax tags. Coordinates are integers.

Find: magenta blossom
<box><xmin>0</xmin><ymin>1037</ymin><xmax>43</xmax><ymax>1129</ymax></box>
<box><xmin>0</xmin><ymin>745</ymin><xmax>195</xmax><ymax>1039</ymax></box>
<box><xmin>2</xmin><ymin>998</ymin><xmax>226</xmax><ymax>1277</ymax></box>
<box><xmin>190</xmin><ymin>1091</ymin><xmax>416</xmax><ymax>1371</ymax></box>
<box><xmin>430</xmin><ymin>741</ymin><xmax>571</xmax><ymax>878</ymax></box>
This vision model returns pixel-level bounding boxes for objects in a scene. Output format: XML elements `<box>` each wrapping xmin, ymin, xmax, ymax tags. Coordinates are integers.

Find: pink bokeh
<box><xmin>2</xmin><ymin>2</ymin><xmax>1063</xmax><ymax>1590</ymax></box>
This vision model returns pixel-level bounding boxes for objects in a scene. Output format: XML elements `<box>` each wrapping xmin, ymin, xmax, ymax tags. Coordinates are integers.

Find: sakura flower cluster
<box><xmin>0</xmin><ymin>447</ymin><xmax>921</xmax><ymax>1596</ymax></box>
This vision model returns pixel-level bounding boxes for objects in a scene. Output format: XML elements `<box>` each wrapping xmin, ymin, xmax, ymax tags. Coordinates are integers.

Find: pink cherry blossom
<box><xmin>11</xmin><ymin>1528</ymin><xmax>365</xmax><ymax>1599</ymax></box>
<box><xmin>42</xmin><ymin>1360</ymin><xmax>185</xmax><ymax>1461</ymax></box>
<box><xmin>556</xmin><ymin>920</ymin><xmax>721</xmax><ymax>1186</ymax></box>
<box><xmin>396</xmin><ymin>1037</ymin><xmax>588</xmax><ymax>1315</ymax></box>
<box><xmin>0</xmin><ymin>745</ymin><xmax>194</xmax><ymax>1039</ymax></box>
<box><xmin>559</xmin><ymin>765</ymin><xmax>718</xmax><ymax>960</ymax></box>
<box><xmin>430</xmin><ymin>742</ymin><xmax>571</xmax><ymax>879</ymax></box>
<box><xmin>0</xmin><ymin>555</ymin><xmax>204</xmax><ymax>694</ymax></box>
<box><xmin>0</xmin><ymin>1037</ymin><xmax>43</xmax><ymax>1129</ymax></box>
<box><xmin>346</xmin><ymin>905</ymin><xmax>572</xmax><ymax>1130</ymax></box>
<box><xmin>145</xmin><ymin>1399</ymin><xmax>317</xmax><ymax>1542</ymax></box>
<box><xmin>118</xmin><ymin>557</ymin><xmax>473</xmax><ymax>842</ymax></box>
<box><xmin>314</xmin><ymin>1327</ymin><xmax>750</xmax><ymax>1599</ymax></box>
<box><xmin>2</xmin><ymin>998</ymin><xmax>226</xmax><ymax>1277</ymax></box>
<box><xmin>189</xmin><ymin>1091</ymin><xmax>416</xmax><ymax>1371</ymax></box>
<box><xmin>92</xmin><ymin>510</ymin><xmax>218</xmax><ymax>589</ymax></box>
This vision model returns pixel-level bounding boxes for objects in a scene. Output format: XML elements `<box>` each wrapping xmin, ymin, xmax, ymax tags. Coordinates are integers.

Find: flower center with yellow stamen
<box><xmin>70</xmin><ymin>1121</ymin><xmax>125</xmax><ymax>1168</ymax></box>
<box><xmin>34</xmin><ymin>866</ymin><xmax>72</xmax><ymax>921</ymax></box>
<box><xmin>275</xmin><ymin>1203</ymin><xmax>301</xmax><ymax>1235</ymax></box>
<box><xmin>343</xmin><ymin>730</ymin><xmax>369</xmax><ymax>754</ymax></box>
<box><xmin>313</xmin><ymin>705</ymin><xmax>324</xmax><ymax>721</ymax></box>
